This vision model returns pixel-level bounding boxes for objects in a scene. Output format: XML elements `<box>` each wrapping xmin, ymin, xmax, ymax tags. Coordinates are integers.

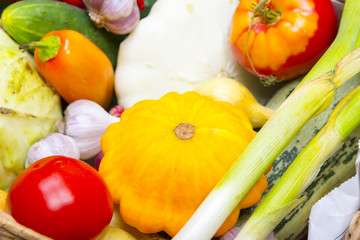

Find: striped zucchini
<box><xmin>241</xmin><ymin>75</ymin><xmax>360</xmax><ymax>240</ymax></box>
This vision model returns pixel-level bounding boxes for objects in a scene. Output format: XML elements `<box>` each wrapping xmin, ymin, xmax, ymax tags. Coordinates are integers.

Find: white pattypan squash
<box><xmin>115</xmin><ymin>0</ymin><xmax>272</xmax><ymax>108</ymax></box>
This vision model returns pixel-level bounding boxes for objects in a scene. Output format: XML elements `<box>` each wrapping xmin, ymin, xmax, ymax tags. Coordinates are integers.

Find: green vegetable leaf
<box><xmin>0</xmin><ymin>28</ymin><xmax>63</xmax><ymax>191</ymax></box>
<box><xmin>36</xmin><ymin>35</ymin><xmax>62</xmax><ymax>63</ymax></box>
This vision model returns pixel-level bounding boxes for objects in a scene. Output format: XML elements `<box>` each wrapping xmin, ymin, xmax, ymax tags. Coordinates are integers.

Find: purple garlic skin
<box><xmin>25</xmin><ymin>133</ymin><xmax>80</xmax><ymax>168</ymax></box>
<box><xmin>84</xmin><ymin>0</ymin><xmax>140</xmax><ymax>34</ymax></box>
<box><xmin>64</xmin><ymin>99</ymin><xmax>120</xmax><ymax>160</ymax></box>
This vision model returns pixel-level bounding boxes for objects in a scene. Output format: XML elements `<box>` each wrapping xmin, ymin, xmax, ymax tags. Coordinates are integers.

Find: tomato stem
<box><xmin>244</xmin><ymin>0</ymin><xmax>281</xmax><ymax>86</ymax></box>
<box><xmin>251</xmin><ymin>0</ymin><xmax>280</xmax><ymax>25</ymax></box>
<box><xmin>20</xmin><ymin>35</ymin><xmax>62</xmax><ymax>63</ymax></box>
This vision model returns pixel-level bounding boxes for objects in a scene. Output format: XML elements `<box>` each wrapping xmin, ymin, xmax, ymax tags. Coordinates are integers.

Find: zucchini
<box><xmin>0</xmin><ymin>0</ymin><xmax>125</xmax><ymax>66</ymax></box>
<box><xmin>241</xmin><ymin>75</ymin><xmax>360</xmax><ymax>240</ymax></box>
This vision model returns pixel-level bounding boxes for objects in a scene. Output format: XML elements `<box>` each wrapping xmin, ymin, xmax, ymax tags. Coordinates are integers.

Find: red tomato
<box><xmin>230</xmin><ymin>0</ymin><xmax>338</xmax><ymax>83</ymax></box>
<box><xmin>3</xmin><ymin>0</ymin><xmax>85</xmax><ymax>8</ymax></box>
<box><xmin>61</xmin><ymin>0</ymin><xmax>86</xmax><ymax>8</ymax></box>
<box><xmin>5</xmin><ymin>156</ymin><xmax>113</xmax><ymax>240</ymax></box>
<box><xmin>137</xmin><ymin>0</ymin><xmax>145</xmax><ymax>11</ymax></box>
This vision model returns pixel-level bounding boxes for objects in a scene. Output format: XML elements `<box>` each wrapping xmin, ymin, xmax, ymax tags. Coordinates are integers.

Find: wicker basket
<box><xmin>0</xmin><ymin>0</ymin><xmax>347</xmax><ymax>239</ymax></box>
<box><xmin>0</xmin><ymin>210</ymin><xmax>51</xmax><ymax>240</ymax></box>
<box><xmin>0</xmin><ymin>205</ymin><xmax>168</xmax><ymax>240</ymax></box>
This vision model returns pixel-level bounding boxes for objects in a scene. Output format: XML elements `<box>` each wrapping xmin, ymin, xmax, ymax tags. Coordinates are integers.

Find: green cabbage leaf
<box><xmin>0</xmin><ymin>28</ymin><xmax>63</xmax><ymax>191</ymax></box>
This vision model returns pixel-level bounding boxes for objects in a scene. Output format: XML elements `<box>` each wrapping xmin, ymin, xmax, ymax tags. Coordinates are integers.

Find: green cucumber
<box><xmin>0</xmin><ymin>0</ymin><xmax>125</xmax><ymax>66</ymax></box>
<box><xmin>240</xmin><ymin>75</ymin><xmax>360</xmax><ymax>240</ymax></box>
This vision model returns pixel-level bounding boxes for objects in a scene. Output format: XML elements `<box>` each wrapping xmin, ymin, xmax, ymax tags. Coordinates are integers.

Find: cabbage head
<box><xmin>0</xmin><ymin>28</ymin><xmax>63</xmax><ymax>191</ymax></box>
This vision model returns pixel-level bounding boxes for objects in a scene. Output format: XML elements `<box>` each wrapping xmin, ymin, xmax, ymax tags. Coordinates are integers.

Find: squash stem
<box><xmin>235</xmin><ymin>84</ymin><xmax>360</xmax><ymax>240</ymax></box>
<box><xmin>174</xmin><ymin>123</ymin><xmax>195</xmax><ymax>140</ymax></box>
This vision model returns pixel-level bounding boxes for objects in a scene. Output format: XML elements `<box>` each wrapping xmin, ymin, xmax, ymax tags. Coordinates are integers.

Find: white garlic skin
<box><xmin>84</xmin><ymin>0</ymin><xmax>140</xmax><ymax>34</ymax></box>
<box><xmin>64</xmin><ymin>99</ymin><xmax>120</xmax><ymax>160</ymax></box>
<box><xmin>26</xmin><ymin>133</ymin><xmax>80</xmax><ymax>168</ymax></box>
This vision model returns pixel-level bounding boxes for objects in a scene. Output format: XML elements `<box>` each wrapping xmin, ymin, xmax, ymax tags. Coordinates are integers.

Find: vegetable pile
<box><xmin>1</xmin><ymin>0</ymin><xmax>360</xmax><ymax>240</ymax></box>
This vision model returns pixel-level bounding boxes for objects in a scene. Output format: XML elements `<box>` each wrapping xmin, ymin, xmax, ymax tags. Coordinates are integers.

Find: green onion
<box><xmin>173</xmin><ymin>0</ymin><xmax>360</xmax><ymax>239</ymax></box>
<box><xmin>235</xmin><ymin>84</ymin><xmax>360</xmax><ymax>240</ymax></box>
<box><xmin>298</xmin><ymin>0</ymin><xmax>360</xmax><ymax>87</ymax></box>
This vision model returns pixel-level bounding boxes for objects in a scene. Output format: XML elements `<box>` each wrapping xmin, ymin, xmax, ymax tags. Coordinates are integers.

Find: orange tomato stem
<box><xmin>251</xmin><ymin>0</ymin><xmax>281</xmax><ymax>25</ymax></box>
<box><xmin>244</xmin><ymin>0</ymin><xmax>280</xmax><ymax>86</ymax></box>
<box><xmin>20</xmin><ymin>35</ymin><xmax>62</xmax><ymax>63</ymax></box>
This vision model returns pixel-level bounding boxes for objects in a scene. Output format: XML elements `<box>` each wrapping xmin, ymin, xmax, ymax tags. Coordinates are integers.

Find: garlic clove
<box><xmin>64</xmin><ymin>99</ymin><xmax>120</xmax><ymax>160</ymax></box>
<box><xmin>93</xmin><ymin>151</ymin><xmax>104</xmax><ymax>170</ymax></box>
<box><xmin>85</xmin><ymin>0</ymin><xmax>134</xmax><ymax>20</ymax></box>
<box><xmin>83</xmin><ymin>0</ymin><xmax>103</xmax><ymax>12</ymax></box>
<box><xmin>25</xmin><ymin>133</ymin><xmax>80</xmax><ymax>168</ymax></box>
<box><xmin>101</xmin><ymin>0</ymin><xmax>135</xmax><ymax>21</ymax></box>
<box><xmin>84</xmin><ymin>0</ymin><xmax>140</xmax><ymax>34</ymax></box>
<box><xmin>194</xmin><ymin>77</ymin><xmax>275</xmax><ymax>128</ymax></box>
<box><xmin>103</xmin><ymin>4</ymin><xmax>140</xmax><ymax>34</ymax></box>
<box><xmin>109</xmin><ymin>105</ymin><xmax>125</xmax><ymax>118</ymax></box>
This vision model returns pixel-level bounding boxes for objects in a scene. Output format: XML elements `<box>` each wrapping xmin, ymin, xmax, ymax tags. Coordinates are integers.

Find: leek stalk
<box><xmin>298</xmin><ymin>0</ymin><xmax>360</xmax><ymax>86</ymax></box>
<box><xmin>173</xmin><ymin>0</ymin><xmax>360</xmax><ymax>238</ymax></box>
<box><xmin>235</xmin><ymin>84</ymin><xmax>360</xmax><ymax>240</ymax></box>
<box><xmin>173</xmin><ymin>50</ymin><xmax>360</xmax><ymax>240</ymax></box>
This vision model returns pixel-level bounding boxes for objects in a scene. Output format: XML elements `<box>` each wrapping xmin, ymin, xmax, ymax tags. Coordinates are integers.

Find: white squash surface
<box><xmin>114</xmin><ymin>0</ymin><xmax>278</xmax><ymax>108</ymax></box>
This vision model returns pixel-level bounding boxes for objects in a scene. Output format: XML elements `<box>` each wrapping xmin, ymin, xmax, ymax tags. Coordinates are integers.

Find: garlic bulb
<box><xmin>84</xmin><ymin>0</ymin><xmax>140</xmax><ymax>34</ymax></box>
<box><xmin>194</xmin><ymin>77</ymin><xmax>275</xmax><ymax>128</ymax></box>
<box><xmin>109</xmin><ymin>105</ymin><xmax>125</xmax><ymax>118</ymax></box>
<box><xmin>344</xmin><ymin>211</ymin><xmax>360</xmax><ymax>240</ymax></box>
<box><xmin>64</xmin><ymin>99</ymin><xmax>120</xmax><ymax>160</ymax></box>
<box><xmin>220</xmin><ymin>224</ymin><xmax>276</xmax><ymax>240</ymax></box>
<box><xmin>93</xmin><ymin>151</ymin><xmax>104</xmax><ymax>170</ymax></box>
<box><xmin>25</xmin><ymin>133</ymin><xmax>80</xmax><ymax>168</ymax></box>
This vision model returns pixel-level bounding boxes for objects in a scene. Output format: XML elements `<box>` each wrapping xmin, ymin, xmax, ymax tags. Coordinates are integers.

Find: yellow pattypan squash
<box><xmin>0</xmin><ymin>189</ymin><xmax>7</xmax><ymax>211</ymax></box>
<box><xmin>99</xmin><ymin>91</ymin><xmax>268</xmax><ymax>237</ymax></box>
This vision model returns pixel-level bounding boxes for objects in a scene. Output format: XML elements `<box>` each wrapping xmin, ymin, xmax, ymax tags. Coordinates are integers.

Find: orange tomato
<box><xmin>230</xmin><ymin>0</ymin><xmax>338</xmax><ymax>83</ymax></box>
<box><xmin>34</xmin><ymin>30</ymin><xmax>114</xmax><ymax>109</ymax></box>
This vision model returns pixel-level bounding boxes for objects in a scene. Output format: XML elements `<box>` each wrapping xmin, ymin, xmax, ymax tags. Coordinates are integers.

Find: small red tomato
<box><xmin>3</xmin><ymin>0</ymin><xmax>86</xmax><ymax>8</ymax></box>
<box><xmin>6</xmin><ymin>156</ymin><xmax>113</xmax><ymax>240</ymax></box>
<box><xmin>61</xmin><ymin>0</ymin><xmax>86</xmax><ymax>8</ymax></box>
<box><xmin>230</xmin><ymin>0</ymin><xmax>338</xmax><ymax>83</ymax></box>
<box><xmin>137</xmin><ymin>0</ymin><xmax>145</xmax><ymax>11</ymax></box>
